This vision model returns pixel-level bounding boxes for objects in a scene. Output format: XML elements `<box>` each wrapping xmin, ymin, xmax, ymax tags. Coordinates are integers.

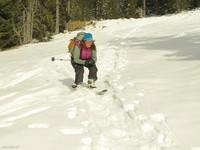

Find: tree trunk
<box><xmin>176</xmin><ymin>0</ymin><xmax>181</xmax><ymax>12</ymax></box>
<box><xmin>143</xmin><ymin>0</ymin><xmax>146</xmax><ymax>17</ymax></box>
<box><xmin>66</xmin><ymin>0</ymin><xmax>71</xmax><ymax>31</ymax></box>
<box><xmin>155</xmin><ymin>0</ymin><xmax>159</xmax><ymax>15</ymax></box>
<box><xmin>55</xmin><ymin>0</ymin><xmax>60</xmax><ymax>34</ymax></box>
<box><xmin>27</xmin><ymin>8</ymin><xmax>31</xmax><ymax>43</ymax></box>
<box><xmin>67</xmin><ymin>0</ymin><xmax>70</xmax><ymax>15</ymax></box>
<box><xmin>23</xmin><ymin>10</ymin><xmax>27</xmax><ymax>44</ymax></box>
<box><xmin>23</xmin><ymin>0</ymin><xmax>36</xmax><ymax>44</ymax></box>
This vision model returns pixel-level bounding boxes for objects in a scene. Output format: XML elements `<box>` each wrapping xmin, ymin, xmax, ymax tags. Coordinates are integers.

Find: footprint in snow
<box><xmin>150</xmin><ymin>113</ymin><xmax>166</xmax><ymax>123</ymax></box>
<box><xmin>116</xmin><ymin>85</ymin><xmax>125</xmax><ymax>90</ymax></box>
<box><xmin>127</xmin><ymin>81</ymin><xmax>135</xmax><ymax>87</ymax></box>
<box><xmin>81</xmin><ymin>121</ymin><xmax>90</xmax><ymax>127</ymax></box>
<box><xmin>67</xmin><ymin>107</ymin><xmax>77</xmax><ymax>119</ymax></box>
<box><xmin>82</xmin><ymin>137</ymin><xmax>92</xmax><ymax>146</ymax></box>
<box><xmin>136</xmin><ymin>92</ymin><xmax>145</xmax><ymax>97</ymax></box>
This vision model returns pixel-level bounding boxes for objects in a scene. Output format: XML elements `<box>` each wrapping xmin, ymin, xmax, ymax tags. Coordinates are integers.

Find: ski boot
<box><xmin>87</xmin><ymin>79</ymin><xmax>96</xmax><ymax>88</ymax></box>
<box><xmin>72</xmin><ymin>82</ymin><xmax>82</xmax><ymax>88</ymax></box>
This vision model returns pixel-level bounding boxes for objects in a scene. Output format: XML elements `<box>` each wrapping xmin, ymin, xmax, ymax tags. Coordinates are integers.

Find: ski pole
<box><xmin>51</xmin><ymin>57</ymin><xmax>70</xmax><ymax>62</ymax></box>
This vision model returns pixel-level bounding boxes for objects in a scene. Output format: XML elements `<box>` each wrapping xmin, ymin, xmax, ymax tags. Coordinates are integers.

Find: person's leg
<box><xmin>75</xmin><ymin>65</ymin><xmax>84</xmax><ymax>84</ymax></box>
<box><xmin>87</xmin><ymin>65</ymin><xmax>98</xmax><ymax>88</ymax></box>
<box><xmin>71</xmin><ymin>60</ymin><xmax>84</xmax><ymax>85</ymax></box>
<box><xmin>88</xmin><ymin>65</ymin><xmax>98</xmax><ymax>81</ymax></box>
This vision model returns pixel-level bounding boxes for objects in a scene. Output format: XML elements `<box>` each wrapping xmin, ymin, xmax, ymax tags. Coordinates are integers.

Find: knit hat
<box><xmin>83</xmin><ymin>33</ymin><xmax>93</xmax><ymax>41</ymax></box>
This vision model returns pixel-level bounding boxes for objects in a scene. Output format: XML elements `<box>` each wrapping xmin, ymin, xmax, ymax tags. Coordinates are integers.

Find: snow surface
<box><xmin>0</xmin><ymin>10</ymin><xmax>200</xmax><ymax>150</ymax></box>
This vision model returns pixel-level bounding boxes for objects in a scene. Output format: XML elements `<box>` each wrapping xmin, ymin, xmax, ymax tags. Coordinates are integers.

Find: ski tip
<box><xmin>96</xmin><ymin>89</ymin><xmax>108</xmax><ymax>95</ymax></box>
<box><xmin>102</xmin><ymin>89</ymin><xmax>108</xmax><ymax>92</ymax></box>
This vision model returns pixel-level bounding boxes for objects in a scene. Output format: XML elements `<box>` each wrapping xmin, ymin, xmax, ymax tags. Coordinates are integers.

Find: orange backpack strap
<box><xmin>68</xmin><ymin>39</ymin><xmax>75</xmax><ymax>55</ymax></box>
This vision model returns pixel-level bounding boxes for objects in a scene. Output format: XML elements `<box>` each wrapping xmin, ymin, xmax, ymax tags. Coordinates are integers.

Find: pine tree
<box><xmin>95</xmin><ymin>0</ymin><xmax>103</xmax><ymax>19</ymax></box>
<box><xmin>127</xmin><ymin>0</ymin><xmax>137</xmax><ymax>18</ymax></box>
<box><xmin>190</xmin><ymin>0</ymin><xmax>200</xmax><ymax>8</ymax></box>
<box><xmin>101</xmin><ymin>0</ymin><xmax>111</xmax><ymax>19</ymax></box>
<box><xmin>0</xmin><ymin>0</ymin><xmax>24</xmax><ymax>49</ymax></box>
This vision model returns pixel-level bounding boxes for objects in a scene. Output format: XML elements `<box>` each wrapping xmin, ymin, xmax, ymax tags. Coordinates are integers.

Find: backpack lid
<box><xmin>76</xmin><ymin>32</ymin><xmax>85</xmax><ymax>40</ymax></box>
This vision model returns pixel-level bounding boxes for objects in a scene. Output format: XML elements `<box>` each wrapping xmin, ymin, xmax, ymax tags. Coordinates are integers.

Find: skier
<box><xmin>71</xmin><ymin>33</ymin><xmax>98</xmax><ymax>88</ymax></box>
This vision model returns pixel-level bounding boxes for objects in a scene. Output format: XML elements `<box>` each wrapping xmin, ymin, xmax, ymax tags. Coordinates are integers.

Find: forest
<box><xmin>0</xmin><ymin>0</ymin><xmax>199</xmax><ymax>50</ymax></box>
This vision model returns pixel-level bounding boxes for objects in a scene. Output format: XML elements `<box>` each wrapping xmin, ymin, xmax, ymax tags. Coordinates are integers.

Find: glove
<box><xmin>89</xmin><ymin>59</ymin><xmax>95</xmax><ymax>65</ymax></box>
<box><xmin>84</xmin><ymin>59</ymin><xmax>95</xmax><ymax>67</ymax></box>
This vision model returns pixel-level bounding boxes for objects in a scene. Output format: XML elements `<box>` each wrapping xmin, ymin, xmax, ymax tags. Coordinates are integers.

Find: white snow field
<box><xmin>0</xmin><ymin>10</ymin><xmax>200</xmax><ymax>150</ymax></box>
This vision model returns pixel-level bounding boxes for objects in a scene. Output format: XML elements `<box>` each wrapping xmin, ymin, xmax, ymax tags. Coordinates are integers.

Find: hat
<box><xmin>83</xmin><ymin>33</ymin><xmax>93</xmax><ymax>41</ymax></box>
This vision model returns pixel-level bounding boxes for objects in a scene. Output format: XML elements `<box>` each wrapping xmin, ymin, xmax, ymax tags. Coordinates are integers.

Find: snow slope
<box><xmin>0</xmin><ymin>10</ymin><xmax>200</xmax><ymax>150</ymax></box>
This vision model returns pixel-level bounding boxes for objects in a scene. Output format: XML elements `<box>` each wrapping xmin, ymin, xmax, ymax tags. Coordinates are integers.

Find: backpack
<box><xmin>68</xmin><ymin>32</ymin><xmax>85</xmax><ymax>56</ymax></box>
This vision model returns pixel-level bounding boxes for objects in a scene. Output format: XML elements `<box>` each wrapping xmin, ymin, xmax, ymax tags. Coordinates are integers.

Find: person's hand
<box><xmin>89</xmin><ymin>59</ymin><xmax>95</xmax><ymax>65</ymax></box>
<box><xmin>84</xmin><ymin>59</ymin><xmax>95</xmax><ymax>67</ymax></box>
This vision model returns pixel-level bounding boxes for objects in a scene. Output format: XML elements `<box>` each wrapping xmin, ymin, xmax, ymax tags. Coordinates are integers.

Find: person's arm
<box><xmin>92</xmin><ymin>50</ymin><xmax>97</xmax><ymax>63</ymax></box>
<box><xmin>73</xmin><ymin>46</ymin><xmax>85</xmax><ymax>64</ymax></box>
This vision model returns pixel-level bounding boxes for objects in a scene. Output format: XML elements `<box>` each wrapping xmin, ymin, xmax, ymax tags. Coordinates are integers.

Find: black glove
<box><xmin>84</xmin><ymin>59</ymin><xmax>95</xmax><ymax>67</ymax></box>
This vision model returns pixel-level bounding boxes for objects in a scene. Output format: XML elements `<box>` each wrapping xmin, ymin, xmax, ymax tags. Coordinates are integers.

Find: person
<box><xmin>71</xmin><ymin>33</ymin><xmax>98</xmax><ymax>88</ymax></box>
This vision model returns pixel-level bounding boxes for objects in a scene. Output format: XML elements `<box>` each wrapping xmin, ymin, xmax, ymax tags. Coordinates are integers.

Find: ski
<box><xmin>71</xmin><ymin>83</ymin><xmax>108</xmax><ymax>95</ymax></box>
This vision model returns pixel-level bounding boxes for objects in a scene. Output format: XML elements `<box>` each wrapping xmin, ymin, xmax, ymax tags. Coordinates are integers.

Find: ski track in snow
<box><xmin>1</xmin><ymin>68</ymin><xmax>42</xmax><ymax>89</ymax></box>
<box><xmin>0</xmin><ymin>92</ymin><xmax>18</xmax><ymax>101</ymax></box>
<box><xmin>2</xmin><ymin>107</ymin><xmax>51</xmax><ymax>122</ymax></box>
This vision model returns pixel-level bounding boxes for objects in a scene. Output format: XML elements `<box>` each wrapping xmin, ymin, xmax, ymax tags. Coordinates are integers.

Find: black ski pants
<box><xmin>71</xmin><ymin>59</ymin><xmax>98</xmax><ymax>84</ymax></box>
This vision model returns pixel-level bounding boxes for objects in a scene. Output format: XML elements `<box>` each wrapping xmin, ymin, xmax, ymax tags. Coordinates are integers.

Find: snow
<box><xmin>28</xmin><ymin>123</ymin><xmax>49</xmax><ymax>129</ymax></box>
<box><xmin>0</xmin><ymin>9</ymin><xmax>200</xmax><ymax>150</ymax></box>
<box><xmin>2</xmin><ymin>107</ymin><xmax>51</xmax><ymax>122</ymax></box>
<box><xmin>81</xmin><ymin>137</ymin><xmax>93</xmax><ymax>145</ymax></box>
<box><xmin>60</xmin><ymin>128</ymin><xmax>84</xmax><ymax>135</ymax></box>
<box><xmin>0</xmin><ymin>123</ymin><xmax>13</xmax><ymax>128</ymax></box>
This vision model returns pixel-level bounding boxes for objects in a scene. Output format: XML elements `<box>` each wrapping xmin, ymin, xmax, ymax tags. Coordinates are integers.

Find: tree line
<box><xmin>0</xmin><ymin>0</ymin><xmax>199</xmax><ymax>50</ymax></box>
